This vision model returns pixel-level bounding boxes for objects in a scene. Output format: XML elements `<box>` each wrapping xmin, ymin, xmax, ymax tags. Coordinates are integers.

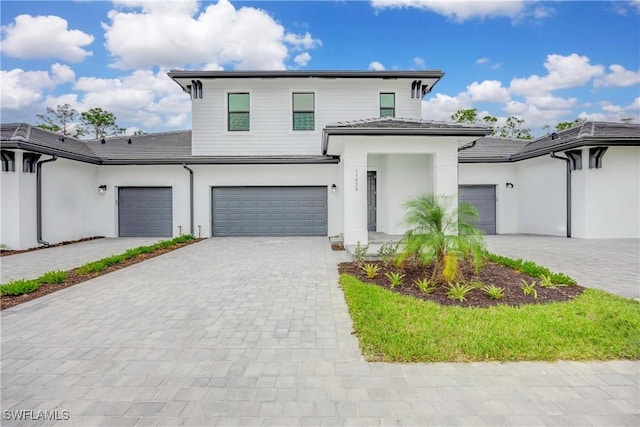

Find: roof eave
<box><xmin>512</xmin><ymin>137</ymin><xmax>640</xmax><ymax>161</ymax></box>
<box><xmin>0</xmin><ymin>141</ymin><xmax>101</xmax><ymax>164</ymax></box>
<box><xmin>322</xmin><ymin>127</ymin><xmax>491</xmax><ymax>155</ymax></box>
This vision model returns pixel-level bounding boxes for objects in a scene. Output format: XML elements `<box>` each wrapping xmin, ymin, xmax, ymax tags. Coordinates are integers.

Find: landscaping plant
<box><xmin>385</xmin><ymin>271</ymin><xmax>405</xmax><ymax>289</ymax></box>
<box><xmin>521</xmin><ymin>280</ymin><xmax>538</xmax><ymax>298</ymax></box>
<box><xmin>353</xmin><ymin>241</ymin><xmax>368</xmax><ymax>267</ymax></box>
<box><xmin>362</xmin><ymin>263</ymin><xmax>381</xmax><ymax>279</ymax></box>
<box><xmin>396</xmin><ymin>194</ymin><xmax>485</xmax><ymax>283</ymax></box>
<box><xmin>414</xmin><ymin>278</ymin><xmax>436</xmax><ymax>294</ymax></box>
<box><xmin>446</xmin><ymin>282</ymin><xmax>474</xmax><ymax>302</ymax></box>
<box><xmin>482</xmin><ymin>284</ymin><xmax>505</xmax><ymax>300</ymax></box>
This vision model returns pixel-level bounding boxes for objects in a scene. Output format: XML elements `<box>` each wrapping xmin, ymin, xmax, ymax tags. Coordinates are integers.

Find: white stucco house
<box><xmin>1</xmin><ymin>70</ymin><xmax>639</xmax><ymax>250</ymax></box>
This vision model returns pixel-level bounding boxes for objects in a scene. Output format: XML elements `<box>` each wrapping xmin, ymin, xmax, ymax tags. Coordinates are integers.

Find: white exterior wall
<box><xmin>580</xmin><ymin>146</ymin><xmax>640</xmax><ymax>238</ymax></box>
<box><xmin>516</xmin><ymin>156</ymin><xmax>567</xmax><ymax>236</ymax></box>
<box><xmin>41</xmin><ymin>158</ymin><xmax>100</xmax><ymax>245</ymax></box>
<box><xmin>1</xmin><ymin>151</ymin><xmax>22</xmax><ymax>249</ymax></box>
<box><xmin>96</xmin><ymin>165</ymin><xmax>191</xmax><ymax>238</ymax></box>
<box><xmin>458</xmin><ymin>163</ymin><xmax>519</xmax><ymax>234</ymax></box>
<box><xmin>190</xmin><ymin>78</ymin><xmax>425</xmax><ymax>156</ymax></box>
<box><xmin>332</xmin><ymin>135</ymin><xmax>471</xmax><ymax>245</ymax></box>
<box><xmin>190</xmin><ymin>164</ymin><xmax>341</xmax><ymax>238</ymax></box>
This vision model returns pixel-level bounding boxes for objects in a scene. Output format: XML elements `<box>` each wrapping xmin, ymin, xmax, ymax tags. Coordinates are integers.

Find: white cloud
<box><xmin>475</xmin><ymin>57</ymin><xmax>489</xmax><ymax>65</ymax></box>
<box><xmin>371</xmin><ymin>0</ymin><xmax>530</xmax><ymax>22</ymax></box>
<box><xmin>1</xmin><ymin>14</ymin><xmax>93</xmax><ymax>62</ymax></box>
<box><xmin>413</xmin><ymin>57</ymin><xmax>426</xmax><ymax>68</ymax></box>
<box><xmin>593</xmin><ymin>64</ymin><xmax>640</xmax><ymax>88</ymax></box>
<box><xmin>368</xmin><ymin>61</ymin><xmax>385</xmax><ymax>71</ymax></box>
<box><xmin>71</xmin><ymin>70</ymin><xmax>191</xmax><ymax>129</ymax></box>
<box><xmin>466</xmin><ymin>80</ymin><xmax>510</xmax><ymax>103</ymax></box>
<box><xmin>0</xmin><ymin>64</ymin><xmax>75</xmax><ymax>110</ymax></box>
<box><xmin>510</xmin><ymin>53</ymin><xmax>604</xmax><ymax>96</ymax></box>
<box><xmin>294</xmin><ymin>52</ymin><xmax>311</xmax><ymax>67</ymax></box>
<box><xmin>421</xmin><ymin>92</ymin><xmax>472</xmax><ymax>121</ymax></box>
<box><xmin>103</xmin><ymin>0</ymin><xmax>321</xmax><ymax>70</ymax></box>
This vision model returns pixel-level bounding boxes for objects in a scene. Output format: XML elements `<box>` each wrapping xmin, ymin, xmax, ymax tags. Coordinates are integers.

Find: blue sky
<box><xmin>1</xmin><ymin>0</ymin><xmax>639</xmax><ymax>137</ymax></box>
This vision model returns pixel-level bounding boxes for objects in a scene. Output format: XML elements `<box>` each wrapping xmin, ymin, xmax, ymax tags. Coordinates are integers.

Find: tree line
<box><xmin>36</xmin><ymin>104</ymin><xmax>144</xmax><ymax>140</ymax></box>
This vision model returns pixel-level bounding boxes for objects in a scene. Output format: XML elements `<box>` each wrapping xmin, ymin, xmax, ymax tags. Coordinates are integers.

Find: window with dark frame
<box><xmin>228</xmin><ymin>93</ymin><xmax>250</xmax><ymax>131</ymax></box>
<box><xmin>293</xmin><ymin>92</ymin><xmax>315</xmax><ymax>131</ymax></box>
<box><xmin>380</xmin><ymin>93</ymin><xmax>395</xmax><ymax>117</ymax></box>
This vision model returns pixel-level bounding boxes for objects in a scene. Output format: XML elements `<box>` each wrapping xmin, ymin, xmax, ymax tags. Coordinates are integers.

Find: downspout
<box><xmin>182</xmin><ymin>164</ymin><xmax>194</xmax><ymax>236</ymax></box>
<box><xmin>36</xmin><ymin>155</ymin><xmax>58</xmax><ymax>246</ymax></box>
<box><xmin>550</xmin><ymin>152</ymin><xmax>571</xmax><ymax>238</ymax></box>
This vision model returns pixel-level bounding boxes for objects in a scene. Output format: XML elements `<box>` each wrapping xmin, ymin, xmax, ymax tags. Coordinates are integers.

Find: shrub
<box><xmin>446</xmin><ymin>283</ymin><xmax>474</xmax><ymax>302</ymax></box>
<box><xmin>398</xmin><ymin>194</ymin><xmax>485</xmax><ymax>282</ymax></box>
<box><xmin>353</xmin><ymin>241</ymin><xmax>368</xmax><ymax>266</ymax></box>
<box><xmin>76</xmin><ymin>261</ymin><xmax>107</xmax><ymax>274</ymax></box>
<box><xmin>385</xmin><ymin>271</ymin><xmax>405</xmax><ymax>289</ymax></box>
<box><xmin>414</xmin><ymin>278</ymin><xmax>436</xmax><ymax>294</ymax></box>
<box><xmin>486</xmin><ymin>252</ymin><xmax>577</xmax><ymax>286</ymax></box>
<box><xmin>39</xmin><ymin>270</ymin><xmax>67</xmax><ymax>284</ymax></box>
<box><xmin>521</xmin><ymin>280</ymin><xmax>538</xmax><ymax>299</ymax></box>
<box><xmin>362</xmin><ymin>263</ymin><xmax>381</xmax><ymax>279</ymax></box>
<box><xmin>1</xmin><ymin>279</ymin><xmax>40</xmax><ymax>296</ymax></box>
<box><xmin>377</xmin><ymin>242</ymin><xmax>397</xmax><ymax>267</ymax></box>
<box><xmin>482</xmin><ymin>284</ymin><xmax>505</xmax><ymax>300</ymax></box>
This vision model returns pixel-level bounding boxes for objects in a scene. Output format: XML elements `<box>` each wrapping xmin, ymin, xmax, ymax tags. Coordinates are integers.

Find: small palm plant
<box><xmin>396</xmin><ymin>194</ymin><xmax>485</xmax><ymax>283</ymax></box>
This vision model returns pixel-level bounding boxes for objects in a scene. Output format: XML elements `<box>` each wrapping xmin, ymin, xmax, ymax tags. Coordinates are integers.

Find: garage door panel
<box><xmin>119</xmin><ymin>187</ymin><xmax>172</xmax><ymax>237</ymax></box>
<box><xmin>212</xmin><ymin>186</ymin><xmax>327</xmax><ymax>236</ymax></box>
<box><xmin>459</xmin><ymin>185</ymin><xmax>496</xmax><ymax>235</ymax></box>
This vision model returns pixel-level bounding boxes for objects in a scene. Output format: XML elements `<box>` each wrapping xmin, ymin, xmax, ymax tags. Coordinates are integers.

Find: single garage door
<box><xmin>459</xmin><ymin>185</ymin><xmax>496</xmax><ymax>235</ymax></box>
<box><xmin>118</xmin><ymin>187</ymin><xmax>172</xmax><ymax>237</ymax></box>
<box><xmin>212</xmin><ymin>186</ymin><xmax>327</xmax><ymax>236</ymax></box>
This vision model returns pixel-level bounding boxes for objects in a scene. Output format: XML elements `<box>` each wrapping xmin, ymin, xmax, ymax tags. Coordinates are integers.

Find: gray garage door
<box><xmin>459</xmin><ymin>185</ymin><xmax>496</xmax><ymax>235</ymax></box>
<box><xmin>212</xmin><ymin>186</ymin><xmax>327</xmax><ymax>236</ymax></box>
<box><xmin>118</xmin><ymin>187</ymin><xmax>172</xmax><ymax>237</ymax></box>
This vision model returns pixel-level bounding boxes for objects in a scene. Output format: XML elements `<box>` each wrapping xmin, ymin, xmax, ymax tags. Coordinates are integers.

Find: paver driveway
<box><xmin>1</xmin><ymin>237</ymin><xmax>638</xmax><ymax>426</ymax></box>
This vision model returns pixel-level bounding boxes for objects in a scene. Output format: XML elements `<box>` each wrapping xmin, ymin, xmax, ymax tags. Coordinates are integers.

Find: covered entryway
<box><xmin>459</xmin><ymin>185</ymin><xmax>496</xmax><ymax>235</ymax></box>
<box><xmin>212</xmin><ymin>186</ymin><xmax>327</xmax><ymax>236</ymax></box>
<box><xmin>118</xmin><ymin>187</ymin><xmax>173</xmax><ymax>237</ymax></box>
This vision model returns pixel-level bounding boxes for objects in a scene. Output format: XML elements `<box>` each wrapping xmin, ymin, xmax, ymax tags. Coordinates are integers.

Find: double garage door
<box><xmin>458</xmin><ymin>185</ymin><xmax>496</xmax><ymax>235</ymax></box>
<box><xmin>212</xmin><ymin>186</ymin><xmax>327</xmax><ymax>236</ymax></box>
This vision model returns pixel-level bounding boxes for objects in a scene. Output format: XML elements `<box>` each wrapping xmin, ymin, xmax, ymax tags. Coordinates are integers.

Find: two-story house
<box><xmin>1</xmin><ymin>70</ymin><xmax>638</xmax><ymax>251</ymax></box>
<box><xmin>0</xmin><ymin>70</ymin><xmax>491</xmax><ymax>250</ymax></box>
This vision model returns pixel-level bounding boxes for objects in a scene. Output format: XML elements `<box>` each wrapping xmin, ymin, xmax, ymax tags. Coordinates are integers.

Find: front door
<box><xmin>367</xmin><ymin>172</ymin><xmax>377</xmax><ymax>231</ymax></box>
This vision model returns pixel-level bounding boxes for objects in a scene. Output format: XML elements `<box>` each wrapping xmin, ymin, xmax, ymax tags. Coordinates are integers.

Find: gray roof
<box><xmin>168</xmin><ymin>70</ymin><xmax>445</xmax><ymax>79</ymax></box>
<box><xmin>461</xmin><ymin>121</ymin><xmax>640</xmax><ymax>163</ymax></box>
<box><xmin>0</xmin><ymin>124</ymin><xmax>339</xmax><ymax>165</ymax></box>
<box><xmin>458</xmin><ymin>137</ymin><xmax>529</xmax><ymax>162</ymax></box>
<box><xmin>325</xmin><ymin>117</ymin><xmax>491</xmax><ymax>131</ymax></box>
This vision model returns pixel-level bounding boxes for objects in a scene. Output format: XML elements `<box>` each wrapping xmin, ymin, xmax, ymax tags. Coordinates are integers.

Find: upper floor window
<box><xmin>228</xmin><ymin>93</ymin><xmax>250</xmax><ymax>131</ymax></box>
<box><xmin>380</xmin><ymin>93</ymin><xmax>395</xmax><ymax>117</ymax></box>
<box><xmin>293</xmin><ymin>92</ymin><xmax>315</xmax><ymax>131</ymax></box>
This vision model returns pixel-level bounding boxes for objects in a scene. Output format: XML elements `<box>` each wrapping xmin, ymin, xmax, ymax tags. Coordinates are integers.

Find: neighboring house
<box><xmin>459</xmin><ymin>122</ymin><xmax>640</xmax><ymax>239</ymax></box>
<box><xmin>1</xmin><ymin>70</ymin><xmax>638</xmax><ymax>250</ymax></box>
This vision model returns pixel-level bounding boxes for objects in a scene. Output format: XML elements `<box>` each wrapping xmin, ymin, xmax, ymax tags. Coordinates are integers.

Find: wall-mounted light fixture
<box><xmin>331</xmin><ymin>184</ymin><xmax>337</xmax><ymax>194</ymax></box>
<box><xmin>506</xmin><ymin>182</ymin><xmax>514</xmax><ymax>188</ymax></box>
<box><xmin>98</xmin><ymin>184</ymin><xmax>107</xmax><ymax>195</ymax></box>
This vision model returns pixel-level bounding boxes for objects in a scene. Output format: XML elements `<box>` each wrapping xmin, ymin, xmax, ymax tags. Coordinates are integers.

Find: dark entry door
<box><xmin>367</xmin><ymin>172</ymin><xmax>377</xmax><ymax>232</ymax></box>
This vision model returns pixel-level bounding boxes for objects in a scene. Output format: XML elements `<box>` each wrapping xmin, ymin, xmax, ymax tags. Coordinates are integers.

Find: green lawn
<box><xmin>340</xmin><ymin>274</ymin><xmax>640</xmax><ymax>362</ymax></box>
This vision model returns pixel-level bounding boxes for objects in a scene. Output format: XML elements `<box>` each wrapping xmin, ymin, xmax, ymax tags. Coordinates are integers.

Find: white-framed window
<box><xmin>293</xmin><ymin>92</ymin><xmax>315</xmax><ymax>131</ymax></box>
<box><xmin>380</xmin><ymin>93</ymin><xmax>395</xmax><ymax>117</ymax></box>
<box><xmin>228</xmin><ymin>92</ymin><xmax>250</xmax><ymax>131</ymax></box>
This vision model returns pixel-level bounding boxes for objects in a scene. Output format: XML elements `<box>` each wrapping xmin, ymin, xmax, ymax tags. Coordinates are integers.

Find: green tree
<box><xmin>133</xmin><ymin>129</ymin><xmax>146</xmax><ymax>136</ymax></box>
<box><xmin>556</xmin><ymin>118</ymin><xmax>585</xmax><ymax>131</ymax></box>
<box><xmin>396</xmin><ymin>194</ymin><xmax>485</xmax><ymax>283</ymax></box>
<box><xmin>36</xmin><ymin>104</ymin><xmax>81</xmax><ymax>137</ymax></box>
<box><xmin>451</xmin><ymin>108</ymin><xmax>498</xmax><ymax>131</ymax></box>
<box><xmin>495</xmin><ymin>116</ymin><xmax>532</xmax><ymax>139</ymax></box>
<box><xmin>79</xmin><ymin>108</ymin><xmax>126</xmax><ymax>140</ymax></box>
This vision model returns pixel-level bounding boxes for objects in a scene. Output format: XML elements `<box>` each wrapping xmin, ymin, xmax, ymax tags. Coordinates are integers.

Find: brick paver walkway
<box><xmin>1</xmin><ymin>237</ymin><xmax>638</xmax><ymax>426</ymax></box>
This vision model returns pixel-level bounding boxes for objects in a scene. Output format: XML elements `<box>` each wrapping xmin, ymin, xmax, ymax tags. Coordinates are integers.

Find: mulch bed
<box><xmin>1</xmin><ymin>239</ymin><xmax>203</xmax><ymax>311</ymax></box>
<box><xmin>331</xmin><ymin>243</ymin><xmax>345</xmax><ymax>251</ymax></box>
<box><xmin>0</xmin><ymin>236</ymin><xmax>105</xmax><ymax>257</ymax></box>
<box><xmin>338</xmin><ymin>259</ymin><xmax>585</xmax><ymax>308</ymax></box>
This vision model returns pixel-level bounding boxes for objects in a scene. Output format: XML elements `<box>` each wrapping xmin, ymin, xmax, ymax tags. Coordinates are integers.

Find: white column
<box><xmin>342</xmin><ymin>151</ymin><xmax>368</xmax><ymax>246</ymax></box>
